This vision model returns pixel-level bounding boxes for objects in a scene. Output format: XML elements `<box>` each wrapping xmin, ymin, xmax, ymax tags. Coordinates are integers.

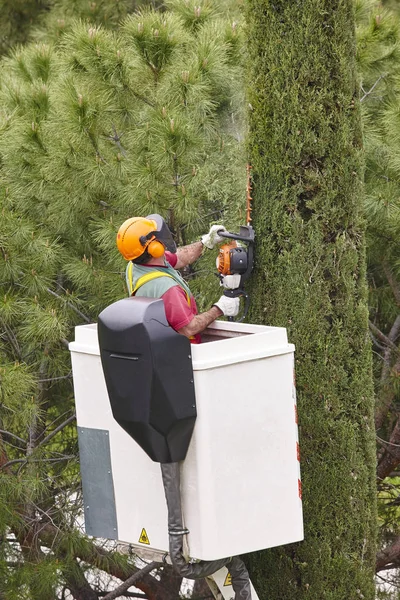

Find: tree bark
<box><xmin>63</xmin><ymin>560</ymin><xmax>98</xmax><ymax>600</ymax></box>
<box><xmin>377</xmin><ymin>415</ymin><xmax>400</xmax><ymax>481</ymax></box>
<box><xmin>374</xmin><ymin>317</ymin><xmax>400</xmax><ymax>431</ymax></box>
<box><xmin>376</xmin><ymin>535</ymin><xmax>400</xmax><ymax>572</ymax></box>
<box><xmin>158</xmin><ymin>564</ymin><xmax>183</xmax><ymax>597</ymax></box>
<box><xmin>192</xmin><ymin>579</ymin><xmax>214</xmax><ymax>598</ymax></box>
<box><xmin>102</xmin><ymin>561</ymin><xmax>159</xmax><ymax>600</ymax></box>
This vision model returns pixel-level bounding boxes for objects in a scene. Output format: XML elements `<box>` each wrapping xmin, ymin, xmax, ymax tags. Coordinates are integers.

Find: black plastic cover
<box><xmin>97</xmin><ymin>297</ymin><xmax>196</xmax><ymax>463</ymax></box>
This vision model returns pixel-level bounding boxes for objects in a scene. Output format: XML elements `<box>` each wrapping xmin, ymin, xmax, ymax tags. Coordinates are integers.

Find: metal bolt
<box><xmin>190</xmin><ymin>379</ymin><xmax>193</xmax><ymax>383</ymax></box>
<box><xmin>188</xmin><ymin>355</ymin><xmax>191</xmax><ymax>359</ymax></box>
<box><xmin>108</xmin><ymin>471</ymin><xmax>111</xmax><ymax>474</ymax></box>
<box><xmin>192</xmin><ymin>405</ymin><xmax>195</xmax><ymax>408</ymax></box>
<box><xmin>86</xmin><ymin>506</ymin><xmax>90</xmax><ymax>509</ymax></box>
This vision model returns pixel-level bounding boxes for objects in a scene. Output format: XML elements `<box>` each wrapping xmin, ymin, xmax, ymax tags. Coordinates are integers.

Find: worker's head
<box><xmin>116</xmin><ymin>214</ymin><xmax>176</xmax><ymax>264</ymax></box>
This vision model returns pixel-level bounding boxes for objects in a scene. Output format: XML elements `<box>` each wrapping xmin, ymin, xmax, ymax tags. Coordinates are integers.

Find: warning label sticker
<box><xmin>138</xmin><ymin>528</ymin><xmax>150</xmax><ymax>545</ymax></box>
<box><xmin>224</xmin><ymin>572</ymin><xmax>232</xmax><ymax>587</ymax></box>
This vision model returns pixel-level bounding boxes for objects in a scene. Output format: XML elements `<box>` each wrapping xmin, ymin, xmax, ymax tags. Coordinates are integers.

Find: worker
<box><xmin>116</xmin><ymin>214</ymin><xmax>239</xmax><ymax>342</ymax></box>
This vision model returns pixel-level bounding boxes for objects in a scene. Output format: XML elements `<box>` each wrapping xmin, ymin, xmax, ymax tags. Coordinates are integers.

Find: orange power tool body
<box><xmin>216</xmin><ymin>225</ymin><xmax>255</xmax><ymax>322</ymax></box>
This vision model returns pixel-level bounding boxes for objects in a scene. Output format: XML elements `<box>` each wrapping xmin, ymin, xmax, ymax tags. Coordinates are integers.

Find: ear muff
<box><xmin>147</xmin><ymin>239</ymin><xmax>165</xmax><ymax>258</ymax></box>
<box><xmin>139</xmin><ymin>234</ymin><xmax>165</xmax><ymax>258</ymax></box>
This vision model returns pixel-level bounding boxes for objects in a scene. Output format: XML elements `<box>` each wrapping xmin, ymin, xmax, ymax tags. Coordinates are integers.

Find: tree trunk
<box><xmin>192</xmin><ymin>579</ymin><xmax>214</xmax><ymax>598</ymax></box>
<box><xmin>158</xmin><ymin>565</ymin><xmax>183</xmax><ymax>597</ymax></box>
<box><xmin>63</xmin><ymin>560</ymin><xmax>98</xmax><ymax>600</ymax></box>
<box><xmin>244</xmin><ymin>1</ymin><xmax>377</xmax><ymax>598</ymax></box>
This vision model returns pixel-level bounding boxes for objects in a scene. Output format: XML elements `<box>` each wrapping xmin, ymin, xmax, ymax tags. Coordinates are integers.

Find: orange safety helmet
<box><xmin>116</xmin><ymin>214</ymin><xmax>176</xmax><ymax>261</ymax></box>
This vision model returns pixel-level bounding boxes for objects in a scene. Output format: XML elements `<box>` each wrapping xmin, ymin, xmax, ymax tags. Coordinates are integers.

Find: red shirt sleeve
<box><xmin>161</xmin><ymin>285</ymin><xmax>195</xmax><ymax>331</ymax></box>
<box><xmin>165</xmin><ymin>251</ymin><xmax>178</xmax><ymax>268</ymax></box>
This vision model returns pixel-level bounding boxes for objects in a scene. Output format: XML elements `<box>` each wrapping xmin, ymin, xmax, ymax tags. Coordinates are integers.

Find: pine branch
<box><xmin>97</xmin><ymin>594</ymin><xmax>147</xmax><ymax>599</ymax></box>
<box><xmin>369</xmin><ymin>321</ymin><xmax>399</xmax><ymax>353</ymax></box>
<box><xmin>375</xmin><ymin>315</ymin><xmax>400</xmax><ymax>428</ymax></box>
<box><xmin>380</xmin><ymin>315</ymin><xmax>400</xmax><ymax>384</ymax></box>
<box><xmin>65</xmin><ymin>558</ymin><xmax>98</xmax><ymax>600</ymax></box>
<box><xmin>383</xmin><ymin>262</ymin><xmax>400</xmax><ymax>307</ymax></box>
<box><xmin>369</xmin><ymin>332</ymin><xmax>387</xmax><ymax>353</ymax></box>
<box><xmin>3</xmin><ymin>323</ymin><xmax>22</xmax><ymax>359</ymax></box>
<box><xmin>360</xmin><ymin>74</ymin><xmax>385</xmax><ymax>103</ymax></box>
<box><xmin>0</xmin><ymin>431</ymin><xmax>11</xmax><ymax>472</ymax></box>
<box><xmin>104</xmin><ymin>124</ymin><xmax>127</xmax><ymax>157</ymax></box>
<box><xmin>129</xmin><ymin>88</ymin><xmax>155</xmax><ymax>108</ymax></box>
<box><xmin>375</xmin><ymin>347</ymin><xmax>400</xmax><ymax>431</ymax></box>
<box><xmin>37</xmin><ymin>373</ymin><xmax>72</xmax><ymax>383</ymax></box>
<box><xmin>0</xmin><ymin>455</ymin><xmax>76</xmax><ymax>471</ymax></box>
<box><xmin>37</xmin><ymin>523</ymin><xmax>163</xmax><ymax>599</ymax></box>
<box><xmin>34</xmin><ymin>413</ymin><xmax>76</xmax><ymax>449</ymax></box>
<box><xmin>36</xmin><ymin>409</ymin><xmax>74</xmax><ymax>439</ymax></box>
<box><xmin>102</xmin><ymin>562</ymin><xmax>160</xmax><ymax>600</ymax></box>
<box><xmin>85</xmin><ymin>128</ymin><xmax>109</xmax><ymax>165</ymax></box>
<box><xmin>46</xmin><ymin>287</ymin><xmax>91</xmax><ymax>323</ymax></box>
<box><xmin>377</xmin><ymin>414</ymin><xmax>400</xmax><ymax>481</ymax></box>
<box><xmin>0</xmin><ymin>429</ymin><xmax>26</xmax><ymax>448</ymax></box>
<box><xmin>27</xmin><ymin>500</ymin><xmax>61</xmax><ymax>534</ymax></box>
<box><xmin>376</xmin><ymin>533</ymin><xmax>400</xmax><ymax>572</ymax></box>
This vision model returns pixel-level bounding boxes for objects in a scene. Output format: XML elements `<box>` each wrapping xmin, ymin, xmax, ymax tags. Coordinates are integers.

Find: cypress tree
<box><xmin>244</xmin><ymin>1</ymin><xmax>377</xmax><ymax>598</ymax></box>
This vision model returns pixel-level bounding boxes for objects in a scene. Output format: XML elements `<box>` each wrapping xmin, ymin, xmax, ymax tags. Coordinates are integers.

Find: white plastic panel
<box><xmin>71</xmin><ymin>348</ymin><xmax>168</xmax><ymax>553</ymax></box>
<box><xmin>69</xmin><ymin>320</ymin><xmax>303</xmax><ymax>560</ymax></box>
<box><xmin>211</xmin><ymin>567</ymin><xmax>260</xmax><ymax>600</ymax></box>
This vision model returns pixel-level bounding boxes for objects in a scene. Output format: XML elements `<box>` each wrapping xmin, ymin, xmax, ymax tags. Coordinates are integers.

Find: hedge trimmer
<box><xmin>216</xmin><ymin>164</ymin><xmax>255</xmax><ymax>322</ymax></box>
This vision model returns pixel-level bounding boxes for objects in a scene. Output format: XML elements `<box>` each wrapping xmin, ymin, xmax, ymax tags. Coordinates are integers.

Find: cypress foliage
<box><xmin>244</xmin><ymin>1</ymin><xmax>377</xmax><ymax>599</ymax></box>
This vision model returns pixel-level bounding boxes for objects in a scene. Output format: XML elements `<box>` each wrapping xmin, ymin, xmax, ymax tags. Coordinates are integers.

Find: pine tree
<box><xmin>0</xmin><ymin>0</ymin><xmax>50</xmax><ymax>56</ymax></box>
<box><xmin>244</xmin><ymin>0</ymin><xmax>377</xmax><ymax>598</ymax></box>
<box><xmin>0</xmin><ymin>2</ymin><xmax>244</xmax><ymax>598</ymax></box>
<box><xmin>356</xmin><ymin>1</ymin><xmax>400</xmax><ymax>589</ymax></box>
<box><xmin>5</xmin><ymin>0</ymin><xmax>400</xmax><ymax>597</ymax></box>
<box><xmin>0</xmin><ymin>0</ymin><xmax>151</xmax><ymax>57</ymax></box>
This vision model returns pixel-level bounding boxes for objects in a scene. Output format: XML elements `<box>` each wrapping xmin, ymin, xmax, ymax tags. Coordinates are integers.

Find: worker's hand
<box><xmin>213</xmin><ymin>295</ymin><xmax>240</xmax><ymax>317</ymax></box>
<box><xmin>201</xmin><ymin>225</ymin><xmax>227</xmax><ymax>249</ymax></box>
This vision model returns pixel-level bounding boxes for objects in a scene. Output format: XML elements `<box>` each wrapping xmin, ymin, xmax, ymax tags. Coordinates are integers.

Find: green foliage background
<box><xmin>2</xmin><ymin>0</ymin><xmax>400</xmax><ymax>597</ymax></box>
<box><xmin>0</xmin><ymin>1</ymin><xmax>247</xmax><ymax>597</ymax></box>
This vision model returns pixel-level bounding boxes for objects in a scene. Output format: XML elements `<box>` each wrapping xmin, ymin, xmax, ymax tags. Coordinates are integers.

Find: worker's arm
<box><xmin>175</xmin><ymin>225</ymin><xmax>227</xmax><ymax>269</ymax></box>
<box><xmin>177</xmin><ymin>306</ymin><xmax>222</xmax><ymax>337</ymax></box>
<box><xmin>177</xmin><ymin>296</ymin><xmax>240</xmax><ymax>338</ymax></box>
<box><xmin>175</xmin><ymin>241</ymin><xmax>203</xmax><ymax>269</ymax></box>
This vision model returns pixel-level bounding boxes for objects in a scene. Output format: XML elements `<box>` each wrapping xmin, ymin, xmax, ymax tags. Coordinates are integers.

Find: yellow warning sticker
<box><xmin>224</xmin><ymin>572</ymin><xmax>232</xmax><ymax>587</ymax></box>
<box><xmin>138</xmin><ymin>528</ymin><xmax>150</xmax><ymax>545</ymax></box>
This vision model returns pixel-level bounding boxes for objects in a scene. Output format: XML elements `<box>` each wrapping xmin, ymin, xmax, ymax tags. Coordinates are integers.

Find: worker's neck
<box><xmin>145</xmin><ymin>256</ymin><xmax>166</xmax><ymax>267</ymax></box>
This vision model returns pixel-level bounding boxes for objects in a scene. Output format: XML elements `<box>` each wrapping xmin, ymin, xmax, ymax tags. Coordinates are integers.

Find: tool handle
<box><xmin>236</xmin><ymin>293</ymin><xmax>251</xmax><ymax>323</ymax></box>
<box><xmin>218</xmin><ymin>225</ymin><xmax>255</xmax><ymax>244</ymax></box>
<box><xmin>222</xmin><ymin>289</ymin><xmax>250</xmax><ymax>322</ymax></box>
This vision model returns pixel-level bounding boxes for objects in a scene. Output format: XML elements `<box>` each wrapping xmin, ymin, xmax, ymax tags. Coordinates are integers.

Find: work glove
<box><xmin>213</xmin><ymin>295</ymin><xmax>240</xmax><ymax>317</ymax></box>
<box><xmin>201</xmin><ymin>224</ymin><xmax>227</xmax><ymax>249</ymax></box>
<box><xmin>219</xmin><ymin>274</ymin><xmax>241</xmax><ymax>290</ymax></box>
